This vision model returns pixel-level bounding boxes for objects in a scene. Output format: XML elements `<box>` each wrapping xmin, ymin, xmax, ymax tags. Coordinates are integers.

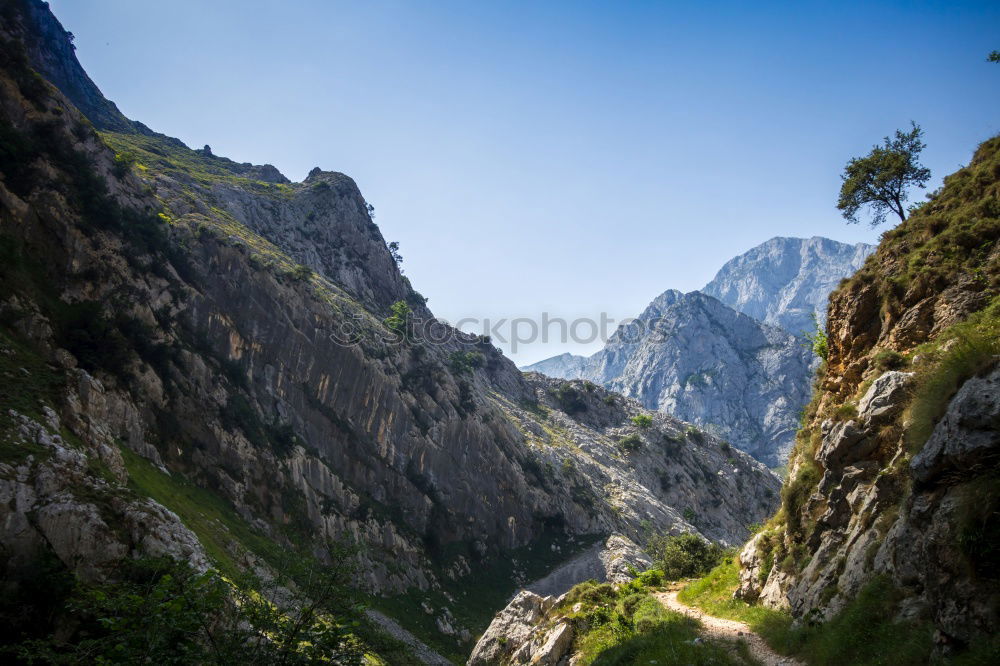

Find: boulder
<box><xmin>911</xmin><ymin>366</ymin><xmax>1000</xmax><ymax>484</ymax></box>
<box><xmin>858</xmin><ymin>371</ymin><xmax>914</xmax><ymax>425</ymax></box>
<box><xmin>467</xmin><ymin>590</ymin><xmax>554</xmax><ymax>666</ymax></box>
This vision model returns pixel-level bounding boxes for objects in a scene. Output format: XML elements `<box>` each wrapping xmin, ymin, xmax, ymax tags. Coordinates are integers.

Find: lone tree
<box><xmin>837</xmin><ymin>122</ymin><xmax>931</xmax><ymax>226</ymax></box>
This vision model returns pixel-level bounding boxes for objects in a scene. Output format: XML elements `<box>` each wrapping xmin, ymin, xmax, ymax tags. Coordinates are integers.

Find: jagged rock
<box><xmin>734</xmin><ymin>533</ymin><xmax>767</xmax><ymax>603</ymax></box>
<box><xmin>529</xmin><ymin>622</ymin><xmax>573</xmax><ymax>665</ymax></box>
<box><xmin>524</xmin><ymin>238</ymin><xmax>873</xmax><ymax>466</ymax></box>
<box><xmin>911</xmin><ymin>366</ymin><xmax>1000</xmax><ymax>484</ymax></box>
<box><xmin>857</xmin><ymin>371</ymin><xmax>914</xmax><ymax>424</ymax></box>
<box><xmin>467</xmin><ymin>591</ymin><xmax>555</xmax><ymax>666</ymax></box>
<box><xmin>816</xmin><ymin>420</ymin><xmax>868</xmax><ymax>471</ymax></box>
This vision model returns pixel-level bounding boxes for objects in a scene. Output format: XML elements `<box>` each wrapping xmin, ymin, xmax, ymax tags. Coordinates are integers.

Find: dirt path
<box><xmin>655</xmin><ymin>587</ymin><xmax>803</xmax><ymax>666</ymax></box>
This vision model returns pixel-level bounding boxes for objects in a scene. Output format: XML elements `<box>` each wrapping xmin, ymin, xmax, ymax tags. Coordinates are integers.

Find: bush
<box><xmin>447</xmin><ymin>350</ymin><xmax>484</xmax><ymax>375</ymax></box>
<box><xmin>630</xmin><ymin>414</ymin><xmax>653</xmax><ymax>428</ymax></box>
<box><xmin>617</xmin><ymin>433</ymin><xmax>642</xmax><ymax>453</ymax></box>
<box><xmin>383</xmin><ymin>300</ymin><xmax>412</xmax><ymax>340</ymax></box>
<box><xmin>646</xmin><ymin>532</ymin><xmax>725</xmax><ymax>581</ymax></box>
<box><xmin>552</xmin><ymin>382</ymin><xmax>587</xmax><ymax>414</ymax></box>
<box><xmin>873</xmin><ymin>349</ymin><xmax>907</xmax><ymax>370</ymax></box>
<box><xmin>11</xmin><ymin>556</ymin><xmax>365</xmax><ymax>665</ymax></box>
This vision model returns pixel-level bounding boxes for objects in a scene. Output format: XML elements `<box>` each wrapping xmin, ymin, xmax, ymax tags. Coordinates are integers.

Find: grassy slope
<box><xmin>675</xmin><ymin>136</ymin><xmax>1000</xmax><ymax>666</ymax></box>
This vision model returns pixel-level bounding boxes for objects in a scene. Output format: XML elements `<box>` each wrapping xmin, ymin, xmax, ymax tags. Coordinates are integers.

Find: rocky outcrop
<box><xmin>701</xmin><ymin>236</ymin><xmax>874</xmax><ymax>335</ymax></box>
<box><xmin>468</xmin><ymin>591</ymin><xmax>559</xmax><ymax>666</ymax></box>
<box><xmin>740</xmin><ymin>135</ymin><xmax>1000</xmax><ymax>653</ymax></box>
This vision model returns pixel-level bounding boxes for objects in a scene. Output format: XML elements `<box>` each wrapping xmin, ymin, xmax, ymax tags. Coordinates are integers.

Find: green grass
<box><xmin>904</xmin><ymin>294</ymin><xmax>1000</xmax><ymax>454</ymax></box>
<box><xmin>120</xmin><ymin>445</ymin><xmax>288</xmax><ymax>579</ymax></box>
<box><xmin>679</xmin><ymin>559</ymin><xmax>952</xmax><ymax>665</ymax></box>
<box><xmin>100</xmin><ymin>131</ymin><xmax>294</xmax><ymax>193</ymax></box>
<box><xmin>556</xmin><ymin>578</ymin><xmax>753</xmax><ymax>666</ymax></box>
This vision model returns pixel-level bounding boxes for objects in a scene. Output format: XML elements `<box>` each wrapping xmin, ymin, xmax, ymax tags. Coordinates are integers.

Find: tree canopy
<box><xmin>837</xmin><ymin>122</ymin><xmax>931</xmax><ymax>227</ymax></box>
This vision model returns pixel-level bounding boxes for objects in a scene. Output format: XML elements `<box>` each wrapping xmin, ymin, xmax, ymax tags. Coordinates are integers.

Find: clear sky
<box><xmin>50</xmin><ymin>0</ymin><xmax>1000</xmax><ymax>365</ymax></box>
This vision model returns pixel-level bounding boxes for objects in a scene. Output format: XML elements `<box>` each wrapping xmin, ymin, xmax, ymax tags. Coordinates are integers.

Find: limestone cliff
<box><xmin>736</xmin><ymin>135</ymin><xmax>1000</xmax><ymax>653</ymax></box>
<box><xmin>0</xmin><ymin>1</ymin><xmax>780</xmax><ymax>660</ymax></box>
<box><xmin>701</xmin><ymin>236</ymin><xmax>874</xmax><ymax>336</ymax></box>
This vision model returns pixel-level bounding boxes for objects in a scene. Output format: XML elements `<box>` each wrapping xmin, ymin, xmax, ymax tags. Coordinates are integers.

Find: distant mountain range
<box><xmin>522</xmin><ymin>236</ymin><xmax>875</xmax><ymax>466</ymax></box>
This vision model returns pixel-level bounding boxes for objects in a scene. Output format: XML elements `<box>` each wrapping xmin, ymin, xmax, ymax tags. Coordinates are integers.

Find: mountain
<box><xmin>523</xmin><ymin>238</ymin><xmax>874</xmax><ymax>466</ymax></box>
<box><xmin>736</xmin><ymin>135</ymin><xmax>999</xmax><ymax>653</ymax></box>
<box><xmin>591</xmin><ymin>290</ymin><xmax>813</xmax><ymax>466</ymax></box>
<box><xmin>0</xmin><ymin>2</ymin><xmax>779</xmax><ymax>662</ymax></box>
<box><xmin>701</xmin><ymin>236</ymin><xmax>874</xmax><ymax>336</ymax></box>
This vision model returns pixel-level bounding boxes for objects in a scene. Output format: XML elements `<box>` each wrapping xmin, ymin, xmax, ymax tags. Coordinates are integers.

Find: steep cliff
<box><xmin>701</xmin><ymin>236</ymin><xmax>874</xmax><ymax>336</ymax></box>
<box><xmin>736</xmin><ymin>135</ymin><xmax>1000</xmax><ymax>655</ymax></box>
<box><xmin>0</xmin><ymin>1</ymin><xmax>780</xmax><ymax>661</ymax></box>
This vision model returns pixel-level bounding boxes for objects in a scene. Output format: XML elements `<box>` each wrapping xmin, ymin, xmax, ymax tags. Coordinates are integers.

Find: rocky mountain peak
<box><xmin>702</xmin><ymin>235</ymin><xmax>874</xmax><ymax>336</ymax></box>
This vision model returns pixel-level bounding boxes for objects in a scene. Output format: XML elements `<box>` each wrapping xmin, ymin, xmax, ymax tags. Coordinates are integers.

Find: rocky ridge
<box><xmin>736</xmin><ymin>135</ymin><xmax>1000</xmax><ymax>653</ymax></box>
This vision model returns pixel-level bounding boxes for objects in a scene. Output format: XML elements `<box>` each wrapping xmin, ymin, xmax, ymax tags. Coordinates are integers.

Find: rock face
<box><xmin>525</xmin><ymin>238</ymin><xmax>871</xmax><ymax>466</ymax></box>
<box><xmin>738</xmin><ymin>135</ymin><xmax>1000</xmax><ymax>651</ymax></box>
<box><xmin>0</xmin><ymin>2</ymin><xmax>781</xmax><ymax>658</ymax></box>
<box><xmin>527</xmin><ymin>291</ymin><xmax>814</xmax><ymax>466</ymax></box>
<box><xmin>526</xmin><ymin>534</ymin><xmax>651</xmax><ymax>597</ymax></box>
<box><xmin>701</xmin><ymin>236</ymin><xmax>874</xmax><ymax>335</ymax></box>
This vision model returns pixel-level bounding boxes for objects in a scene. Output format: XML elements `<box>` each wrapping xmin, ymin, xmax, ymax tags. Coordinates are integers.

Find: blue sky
<box><xmin>50</xmin><ymin>0</ymin><xmax>1000</xmax><ymax>364</ymax></box>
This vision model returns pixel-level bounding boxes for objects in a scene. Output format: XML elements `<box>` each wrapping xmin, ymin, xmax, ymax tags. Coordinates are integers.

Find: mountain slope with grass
<box><xmin>0</xmin><ymin>1</ymin><xmax>779</xmax><ymax>661</ymax></box>
<box><xmin>725</xmin><ymin>134</ymin><xmax>1000</xmax><ymax>662</ymax></box>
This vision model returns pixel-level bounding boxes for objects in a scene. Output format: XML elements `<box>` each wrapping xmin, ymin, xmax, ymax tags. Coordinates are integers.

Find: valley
<box><xmin>0</xmin><ymin>1</ymin><xmax>997</xmax><ymax>664</ymax></box>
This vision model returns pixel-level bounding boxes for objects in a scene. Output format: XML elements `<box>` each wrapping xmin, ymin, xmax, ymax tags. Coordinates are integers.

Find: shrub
<box><xmin>616</xmin><ymin>433</ymin><xmax>642</xmax><ymax>453</ymax></box>
<box><xmin>383</xmin><ymin>300</ymin><xmax>412</xmax><ymax>340</ymax></box>
<box><xmin>905</xmin><ymin>297</ymin><xmax>1000</xmax><ymax>454</ymax></box>
<box><xmin>630</xmin><ymin>414</ymin><xmax>653</xmax><ymax>428</ymax></box>
<box><xmin>289</xmin><ymin>263</ymin><xmax>314</xmax><ymax>281</ymax></box>
<box><xmin>804</xmin><ymin>312</ymin><xmax>829</xmax><ymax>361</ymax></box>
<box><xmin>646</xmin><ymin>532</ymin><xmax>725</xmax><ymax>581</ymax></box>
<box><xmin>552</xmin><ymin>382</ymin><xmax>587</xmax><ymax>414</ymax></box>
<box><xmin>447</xmin><ymin>350</ymin><xmax>484</xmax><ymax>375</ymax></box>
<box><xmin>873</xmin><ymin>349</ymin><xmax>907</xmax><ymax>371</ymax></box>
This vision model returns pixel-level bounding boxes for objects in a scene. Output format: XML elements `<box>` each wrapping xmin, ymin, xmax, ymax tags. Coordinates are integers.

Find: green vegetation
<box><xmin>373</xmin><ymin>533</ymin><xmax>600</xmax><ymax>663</ymax></box>
<box><xmin>383</xmin><ymin>300</ymin><xmax>412</xmax><ymax>340</ymax></box>
<box><xmin>9</xmin><ymin>555</ymin><xmax>367</xmax><ymax>665</ymax></box>
<box><xmin>646</xmin><ymin>532</ymin><xmax>725</xmax><ymax>581</ymax></box>
<box><xmin>679</xmin><ymin>558</ymin><xmax>1000</xmax><ymax>665</ymax></box>
<box><xmin>556</xmin><ymin>576</ymin><xmax>752</xmax><ymax>665</ymax></box>
<box><xmin>0</xmin><ymin>329</ymin><xmax>65</xmax><ymax>459</ymax></box>
<box><xmin>100</xmin><ymin>131</ymin><xmax>293</xmax><ymax>193</ymax></box>
<box><xmin>904</xmin><ymin>294</ymin><xmax>1000</xmax><ymax>454</ymax></box>
<box><xmin>804</xmin><ymin>312</ymin><xmax>829</xmax><ymax>361</ymax></box>
<box><xmin>119</xmin><ymin>447</ymin><xmax>414</xmax><ymax>663</ymax></box>
<box><xmin>552</xmin><ymin>382</ymin><xmax>587</xmax><ymax>414</ymax></box>
<box><xmin>838</xmin><ymin>122</ymin><xmax>931</xmax><ymax>226</ymax></box>
<box><xmin>630</xmin><ymin>413</ymin><xmax>653</xmax><ymax>428</ymax></box>
<box><xmin>616</xmin><ymin>433</ymin><xmax>642</xmax><ymax>453</ymax></box>
<box><xmin>447</xmin><ymin>350</ymin><xmax>485</xmax><ymax>375</ymax></box>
